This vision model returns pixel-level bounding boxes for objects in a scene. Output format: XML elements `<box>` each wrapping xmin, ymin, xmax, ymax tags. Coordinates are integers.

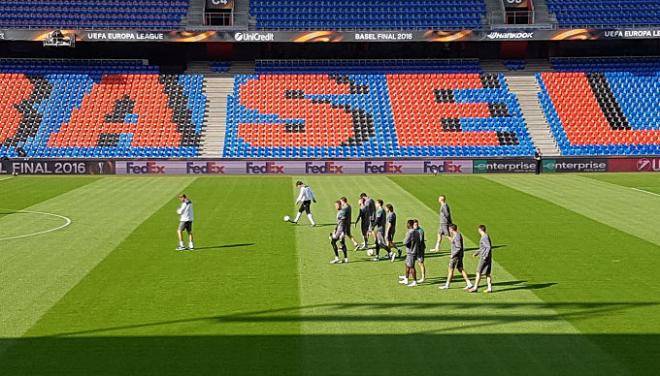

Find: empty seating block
<box><xmin>0</xmin><ymin>0</ymin><xmax>190</xmax><ymax>29</ymax></box>
<box><xmin>224</xmin><ymin>69</ymin><xmax>534</xmax><ymax>158</ymax></box>
<box><xmin>0</xmin><ymin>60</ymin><xmax>206</xmax><ymax>158</ymax></box>
<box><xmin>538</xmin><ymin>59</ymin><xmax>660</xmax><ymax>156</ymax></box>
<box><xmin>256</xmin><ymin>59</ymin><xmax>482</xmax><ymax>74</ymax></box>
<box><xmin>547</xmin><ymin>0</ymin><xmax>660</xmax><ymax>28</ymax></box>
<box><xmin>250</xmin><ymin>0</ymin><xmax>486</xmax><ymax>30</ymax></box>
<box><xmin>210</xmin><ymin>62</ymin><xmax>231</xmax><ymax>73</ymax></box>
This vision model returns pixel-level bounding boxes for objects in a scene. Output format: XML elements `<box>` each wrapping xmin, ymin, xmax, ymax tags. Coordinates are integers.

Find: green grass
<box><xmin>1</xmin><ymin>174</ymin><xmax>659</xmax><ymax>375</ymax></box>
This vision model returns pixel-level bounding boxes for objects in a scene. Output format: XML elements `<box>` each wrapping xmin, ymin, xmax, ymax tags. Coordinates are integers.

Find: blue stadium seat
<box><xmin>0</xmin><ymin>0</ymin><xmax>189</xmax><ymax>29</ymax></box>
<box><xmin>547</xmin><ymin>0</ymin><xmax>660</xmax><ymax>28</ymax></box>
<box><xmin>249</xmin><ymin>0</ymin><xmax>487</xmax><ymax>30</ymax></box>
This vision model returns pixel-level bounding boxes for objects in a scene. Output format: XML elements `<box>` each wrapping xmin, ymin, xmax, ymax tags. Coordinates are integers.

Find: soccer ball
<box><xmin>283</xmin><ymin>215</ymin><xmax>291</xmax><ymax>222</ymax></box>
<box><xmin>366</xmin><ymin>249</ymin><xmax>374</xmax><ymax>257</ymax></box>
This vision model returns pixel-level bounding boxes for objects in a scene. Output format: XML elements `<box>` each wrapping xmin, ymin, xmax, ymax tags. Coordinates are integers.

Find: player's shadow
<box><xmin>193</xmin><ymin>243</ymin><xmax>255</xmax><ymax>251</ymax></box>
<box><xmin>492</xmin><ymin>280</ymin><xmax>557</xmax><ymax>293</ymax></box>
<box><xmin>314</xmin><ymin>223</ymin><xmax>337</xmax><ymax>228</ymax></box>
<box><xmin>464</xmin><ymin>245</ymin><xmax>507</xmax><ymax>252</ymax></box>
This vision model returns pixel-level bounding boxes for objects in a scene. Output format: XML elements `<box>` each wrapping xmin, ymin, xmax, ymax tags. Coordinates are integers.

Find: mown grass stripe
<box><xmin>0</xmin><ymin>176</ymin><xmax>196</xmax><ymax>340</ymax></box>
<box><xmin>485</xmin><ymin>174</ymin><xmax>660</xmax><ymax>247</ymax></box>
<box><xmin>0</xmin><ymin>176</ymin><xmax>99</xmax><ymax>220</ymax></box>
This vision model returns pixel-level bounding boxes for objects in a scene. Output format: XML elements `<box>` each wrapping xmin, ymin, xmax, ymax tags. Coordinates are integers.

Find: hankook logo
<box><xmin>234</xmin><ymin>32</ymin><xmax>274</xmax><ymax>42</ymax></box>
<box><xmin>486</xmin><ymin>32</ymin><xmax>534</xmax><ymax>40</ymax></box>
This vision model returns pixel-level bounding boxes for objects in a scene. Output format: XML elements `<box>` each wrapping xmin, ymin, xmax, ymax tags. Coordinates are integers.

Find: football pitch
<box><xmin>1</xmin><ymin>173</ymin><xmax>660</xmax><ymax>375</ymax></box>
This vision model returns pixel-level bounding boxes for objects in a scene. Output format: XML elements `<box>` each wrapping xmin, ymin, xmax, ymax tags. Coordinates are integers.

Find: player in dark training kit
<box><xmin>439</xmin><ymin>224</ymin><xmax>473</xmax><ymax>290</ymax></box>
<box><xmin>372</xmin><ymin>199</ymin><xmax>393</xmax><ymax>261</ymax></box>
<box><xmin>385</xmin><ymin>204</ymin><xmax>401</xmax><ymax>259</ymax></box>
<box><xmin>398</xmin><ymin>219</ymin><xmax>421</xmax><ymax>287</ymax></box>
<box><xmin>330</xmin><ymin>200</ymin><xmax>348</xmax><ymax>264</ymax></box>
<box><xmin>340</xmin><ymin>197</ymin><xmax>360</xmax><ymax>249</ymax></box>
<box><xmin>356</xmin><ymin>193</ymin><xmax>376</xmax><ymax>249</ymax></box>
<box><xmin>469</xmin><ymin>225</ymin><xmax>493</xmax><ymax>293</ymax></box>
<box><xmin>431</xmin><ymin>195</ymin><xmax>452</xmax><ymax>252</ymax></box>
<box><xmin>413</xmin><ymin>219</ymin><xmax>427</xmax><ymax>283</ymax></box>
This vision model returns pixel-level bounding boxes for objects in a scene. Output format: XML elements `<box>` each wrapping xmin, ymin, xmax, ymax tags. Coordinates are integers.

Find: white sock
<box><xmin>189</xmin><ymin>242</ymin><xmax>194</xmax><ymax>249</ymax></box>
<box><xmin>293</xmin><ymin>213</ymin><xmax>302</xmax><ymax>223</ymax></box>
<box><xmin>307</xmin><ymin>213</ymin><xmax>316</xmax><ymax>225</ymax></box>
<box><xmin>179</xmin><ymin>241</ymin><xmax>184</xmax><ymax>247</ymax></box>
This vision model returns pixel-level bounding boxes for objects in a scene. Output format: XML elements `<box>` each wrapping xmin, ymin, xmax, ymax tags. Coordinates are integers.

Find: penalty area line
<box><xmin>0</xmin><ymin>208</ymin><xmax>72</xmax><ymax>241</ymax></box>
<box><xmin>631</xmin><ymin>187</ymin><xmax>660</xmax><ymax>198</ymax></box>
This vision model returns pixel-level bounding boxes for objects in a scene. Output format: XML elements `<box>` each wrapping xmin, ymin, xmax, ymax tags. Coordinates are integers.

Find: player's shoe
<box><xmin>485</xmin><ymin>289</ymin><xmax>493</xmax><ymax>294</ymax></box>
<box><xmin>398</xmin><ymin>279</ymin><xmax>408</xmax><ymax>285</ymax></box>
<box><xmin>463</xmin><ymin>285</ymin><xmax>474</xmax><ymax>290</ymax></box>
<box><xmin>407</xmin><ymin>281</ymin><xmax>417</xmax><ymax>287</ymax></box>
<box><xmin>343</xmin><ymin>258</ymin><xmax>349</xmax><ymax>264</ymax></box>
<box><xmin>188</xmin><ymin>244</ymin><xmax>194</xmax><ymax>250</ymax></box>
<box><xmin>371</xmin><ymin>257</ymin><xmax>380</xmax><ymax>262</ymax></box>
<box><xmin>468</xmin><ymin>287</ymin><xmax>478</xmax><ymax>293</ymax></box>
<box><xmin>390</xmin><ymin>252</ymin><xmax>396</xmax><ymax>262</ymax></box>
<box><xmin>330</xmin><ymin>258</ymin><xmax>341</xmax><ymax>264</ymax></box>
<box><xmin>175</xmin><ymin>246</ymin><xmax>186</xmax><ymax>251</ymax></box>
<box><xmin>418</xmin><ymin>278</ymin><xmax>425</xmax><ymax>284</ymax></box>
<box><xmin>439</xmin><ymin>284</ymin><xmax>450</xmax><ymax>290</ymax></box>
<box><xmin>398</xmin><ymin>275</ymin><xmax>407</xmax><ymax>280</ymax></box>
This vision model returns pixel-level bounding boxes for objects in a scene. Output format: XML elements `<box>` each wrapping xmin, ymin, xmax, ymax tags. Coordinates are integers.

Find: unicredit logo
<box><xmin>638</xmin><ymin>158</ymin><xmax>660</xmax><ymax>171</ymax></box>
<box><xmin>235</xmin><ymin>32</ymin><xmax>274</xmax><ymax>42</ymax></box>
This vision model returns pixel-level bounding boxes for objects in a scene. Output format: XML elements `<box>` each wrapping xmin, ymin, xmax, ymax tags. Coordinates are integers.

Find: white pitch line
<box><xmin>632</xmin><ymin>187</ymin><xmax>660</xmax><ymax>197</ymax></box>
<box><xmin>0</xmin><ymin>176</ymin><xmax>13</xmax><ymax>182</ymax></box>
<box><xmin>0</xmin><ymin>209</ymin><xmax>72</xmax><ymax>241</ymax></box>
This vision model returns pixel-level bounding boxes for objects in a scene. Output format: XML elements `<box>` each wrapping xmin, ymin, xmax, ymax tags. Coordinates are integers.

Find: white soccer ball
<box><xmin>283</xmin><ymin>215</ymin><xmax>291</xmax><ymax>222</ymax></box>
<box><xmin>366</xmin><ymin>249</ymin><xmax>374</xmax><ymax>257</ymax></box>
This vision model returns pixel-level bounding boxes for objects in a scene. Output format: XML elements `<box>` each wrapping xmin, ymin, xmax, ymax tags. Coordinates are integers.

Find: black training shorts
<box><xmin>298</xmin><ymin>200</ymin><xmax>311</xmax><ymax>214</ymax></box>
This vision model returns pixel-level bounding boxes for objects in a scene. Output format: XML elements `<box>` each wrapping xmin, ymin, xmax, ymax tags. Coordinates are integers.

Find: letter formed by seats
<box><xmin>48</xmin><ymin>75</ymin><xmax>189</xmax><ymax>148</ymax></box>
<box><xmin>0</xmin><ymin>74</ymin><xmax>42</xmax><ymax>146</ymax></box>
<box><xmin>237</xmin><ymin>75</ymin><xmax>371</xmax><ymax>148</ymax></box>
<box><xmin>386</xmin><ymin>73</ymin><xmax>513</xmax><ymax>148</ymax></box>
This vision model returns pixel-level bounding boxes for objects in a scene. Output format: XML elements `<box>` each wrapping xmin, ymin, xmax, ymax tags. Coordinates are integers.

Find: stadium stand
<box><xmin>547</xmin><ymin>0</ymin><xmax>660</xmax><ymax>28</ymax></box>
<box><xmin>249</xmin><ymin>0</ymin><xmax>487</xmax><ymax>30</ymax></box>
<box><xmin>224</xmin><ymin>63</ymin><xmax>534</xmax><ymax>158</ymax></box>
<box><xmin>210</xmin><ymin>62</ymin><xmax>231</xmax><ymax>73</ymax></box>
<box><xmin>538</xmin><ymin>57</ymin><xmax>660</xmax><ymax>156</ymax></box>
<box><xmin>0</xmin><ymin>60</ymin><xmax>206</xmax><ymax>159</ymax></box>
<box><xmin>0</xmin><ymin>0</ymin><xmax>190</xmax><ymax>29</ymax></box>
<box><xmin>255</xmin><ymin>59</ymin><xmax>483</xmax><ymax>74</ymax></box>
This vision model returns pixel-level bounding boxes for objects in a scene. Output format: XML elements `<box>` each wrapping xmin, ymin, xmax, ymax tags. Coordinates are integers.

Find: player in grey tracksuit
<box><xmin>330</xmin><ymin>200</ymin><xmax>348</xmax><ymax>264</ymax></box>
<box><xmin>372</xmin><ymin>199</ymin><xmax>392</xmax><ymax>261</ymax></box>
<box><xmin>439</xmin><ymin>224</ymin><xmax>473</xmax><ymax>290</ymax></box>
<box><xmin>358</xmin><ymin>193</ymin><xmax>377</xmax><ymax>249</ymax></box>
<box><xmin>469</xmin><ymin>225</ymin><xmax>493</xmax><ymax>293</ymax></box>
<box><xmin>355</xmin><ymin>195</ymin><xmax>371</xmax><ymax>249</ymax></box>
<box><xmin>398</xmin><ymin>219</ymin><xmax>420</xmax><ymax>287</ymax></box>
<box><xmin>432</xmin><ymin>195</ymin><xmax>452</xmax><ymax>252</ymax></box>
<box><xmin>340</xmin><ymin>197</ymin><xmax>360</xmax><ymax>249</ymax></box>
